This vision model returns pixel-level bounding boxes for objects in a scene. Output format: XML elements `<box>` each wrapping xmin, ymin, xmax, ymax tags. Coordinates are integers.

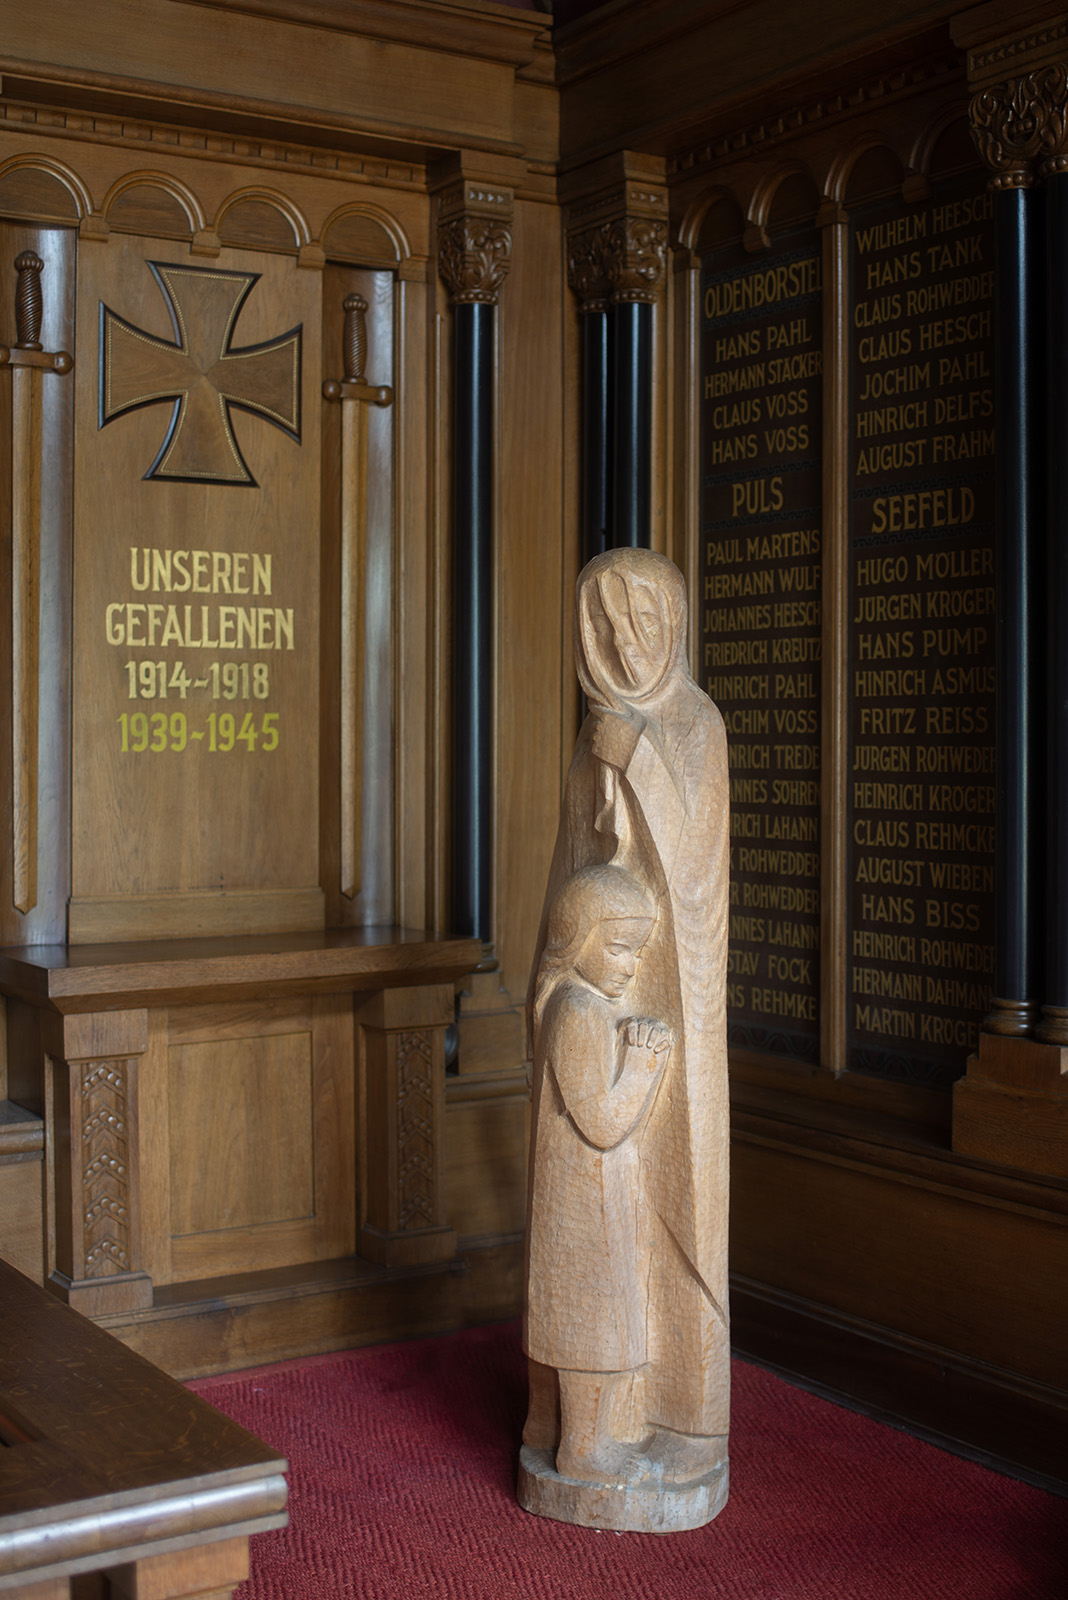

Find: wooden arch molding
<box><xmin>318</xmin><ymin>201</ymin><xmax>409</xmax><ymax>268</ymax></box>
<box><xmin>825</xmin><ymin>135</ymin><xmax>907</xmax><ymax>208</ymax></box>
<box><xmin>212</xmin><ymin>187</ymin><xmax>311</xmax><ymax>255</ymax></box>
<box><xmin>909</xmin><ymin>103</ymin><xmax>978</xmax><ymax>182</ymax></box>
<box><xmin>100</xmin><ymin>170</ymin><xmax>206</xmax><ymax>236</ymax></box>
<box><xmin>676</xmin><ymin>186</ymin><xmax>745</xmax><ymax>256</ymax></box>
<box><xmin>747</xmin><ymin>161</ymin><xmax>823</xmax><ymax>250</ymax></box>
<box><xmin>0</xmin><ymin>153</ymin><xmax>93</xmax><ymax>224</ymax></box>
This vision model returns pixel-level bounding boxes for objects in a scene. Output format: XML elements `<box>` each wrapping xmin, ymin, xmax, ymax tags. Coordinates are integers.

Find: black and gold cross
<box><xmin>99</xmin><ymin>261</ymin><xmax>301</xmax><ymax>486</ymax></box>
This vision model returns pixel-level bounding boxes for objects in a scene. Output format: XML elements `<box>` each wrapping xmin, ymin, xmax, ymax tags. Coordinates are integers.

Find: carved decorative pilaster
<box><xmin>45</xmin><ymin>1008</ymin><xmax>153</xmax><ymax>1317</ymax></box>
<box><xmin>81</xmin><ymin>1061</ymin><xmax>134</xmax><ymax>1276</ymax></box>
<box><xmin>396</xmin><ymin>1031</ymin><xmax>435</xmax><ymax>1231</ymax></box>
<box><xmin>356</xmin><ymin>986</ymin><xmax>457</xmax><ymax>1269</ymax></box>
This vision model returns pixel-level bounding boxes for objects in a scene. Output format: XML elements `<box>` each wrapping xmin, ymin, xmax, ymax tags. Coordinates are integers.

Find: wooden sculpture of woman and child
<box><xmin>518</xmin><ymin>548</ymin><xmax>731</xmax><ymax>1534</ymax></box>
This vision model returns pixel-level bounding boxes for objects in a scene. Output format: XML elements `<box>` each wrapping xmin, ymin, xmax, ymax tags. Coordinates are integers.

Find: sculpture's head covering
<box><xmin>575</xmin><ymin>549</ymin><xmax>690</xmax><ymax>712</ymax></box>
<box><xmin>533</xmin><ymin>863</ymin><xmax>655</xmax><ymax>1041</ymax></box>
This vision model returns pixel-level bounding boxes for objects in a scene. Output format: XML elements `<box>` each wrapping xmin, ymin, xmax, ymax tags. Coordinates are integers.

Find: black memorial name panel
<box><xmin>847</xmin><ymin>173</ymin><xmax>996</xmax><ymax>1088</ymax></box>
<box><xmin>701</xmin><ymin>234</ymin><xmax>822</xmax><ymax>1061</ymax></box>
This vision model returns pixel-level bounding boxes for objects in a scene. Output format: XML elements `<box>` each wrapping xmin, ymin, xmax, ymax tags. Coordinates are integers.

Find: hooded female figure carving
<box><xmin>519</xmin><ymin>549</ymin><xmax>731</xmax><ymax>1533</ymax></box>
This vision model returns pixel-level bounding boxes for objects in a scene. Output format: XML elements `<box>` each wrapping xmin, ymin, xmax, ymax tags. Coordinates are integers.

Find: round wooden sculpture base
<box><xmin>517</xmin><ymin>1446</ymin><xmax>729</xmax><ymax>1534</ymax></box>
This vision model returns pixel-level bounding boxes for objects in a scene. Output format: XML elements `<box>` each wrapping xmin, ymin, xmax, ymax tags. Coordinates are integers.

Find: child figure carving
<box><xmin>519</xmin><ymin>549</ymin><xmax>730</xmax><ymax>1534</ymax></box>
<box><xmin>524</xmin><ymin>865</ymin><xmax>671</xmax><ymax>1487</ymax></box>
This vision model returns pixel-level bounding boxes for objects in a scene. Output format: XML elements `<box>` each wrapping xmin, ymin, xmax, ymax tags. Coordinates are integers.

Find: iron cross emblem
<box><xmin>99</xmin><ymin>261</ymin><xmax>301</xmax><ymax>486</ymax></box>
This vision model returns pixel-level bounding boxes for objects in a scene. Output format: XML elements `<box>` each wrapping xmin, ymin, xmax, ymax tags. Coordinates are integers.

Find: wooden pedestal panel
<box><xmin>730</xmin><ymin>1089</ymin><xmax>1068</xmax><ymax>1480</ymax></box>
<box><xmin>444</xmin><ymin>1076</ymin><xmax>528</xmax><ymax>1244</ymax></box>
<box><xmin>140</xmin><ymin>998</ymin><xmax>354</xmax><ymax>1286</ymax></box>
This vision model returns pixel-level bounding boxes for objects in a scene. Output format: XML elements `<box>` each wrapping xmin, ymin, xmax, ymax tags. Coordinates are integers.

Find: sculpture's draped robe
<box><xmin>525</xmin><ymin>551</ymin><xmax>730</xmax><ymax>1443</ymax></box>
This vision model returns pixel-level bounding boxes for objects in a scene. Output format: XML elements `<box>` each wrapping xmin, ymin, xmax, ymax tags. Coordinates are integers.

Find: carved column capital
<box><xmin>567</xmin><ymin>217</ymin><xmax>668</xmax><ymax>310</ymax></box>
<box><xmin>434</xmin><ymin>174</ymin><xmax>515</xmax><ymax>307</ymax></box>
<box><xmin>970</xmin><ymin>64</ymin><xmax>1068</xmax><ymax>186</ymax></box>
<box><xmin>438</xmin><ymin>214</ymin><xmax>513</xmax><ymax>305</ymax></box>
<box><xmin>563</xmin><ymin>154</ymin><xmax>669</xmax><ymax>311</ymax></box>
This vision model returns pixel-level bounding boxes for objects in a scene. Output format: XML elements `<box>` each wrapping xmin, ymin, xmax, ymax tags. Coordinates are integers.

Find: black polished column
<box><xmin>566</xmin><ymin>191</ymin><xmax>666</xmax><ymax>558</ymax></box>
<box><xmin>438</xmin><ymin>205</ymin><xmax>512</xmax><ymax>944</ymax></box>
<box><xmin>986</xmin><ymin>183</ymin><xmax>1046</xmax><ymax>1035</ymax></box>
<box><xmin>609</xmin><ymin>300</ymin><xmax>652</xmax><ymax>548</ymax></box>
<box><xmin>451</xmin><ymin>300</ymin><xmax>494</xmax><ymax>941</ymax></box>
<box><xmin>1038</xmin><ymin>163</ymin><xmax>1068</xmax><ymax>1041</ymax></box>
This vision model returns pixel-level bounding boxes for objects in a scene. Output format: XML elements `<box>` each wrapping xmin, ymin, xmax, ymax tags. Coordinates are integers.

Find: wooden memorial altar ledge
<box><xmin>0</xmin><ymin>927</ymin><xmax>481</xmax><ymax>1013</ymax></box>
<box><xmin>0</xmin><ymin>929</ymin><xmax>481</xmax><ymax>1375</ymax></box>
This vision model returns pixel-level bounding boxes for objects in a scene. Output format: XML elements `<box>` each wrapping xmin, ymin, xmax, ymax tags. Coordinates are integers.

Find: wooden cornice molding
<box><xmin>169</xmin><ymin>0</ymin><xmax>552</xmax><ymax>70</ymax></box>
<box><xmin>951</xmin><ymin>0</ymin><xmax>1068</xmax><ymax>86</ymax></box>
<box><xmin>562</xmin><ymin>151</ymin><xmax>668</xmax><ymax>309</ymax></box>
<box><xmin>668</xmin><ymin>48</ymin><xmax>963</xmax><ymax>180</ymax></box>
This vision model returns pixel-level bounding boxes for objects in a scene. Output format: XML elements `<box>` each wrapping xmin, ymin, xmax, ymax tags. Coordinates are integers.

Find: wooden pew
<box><xmin>0</xmin><ymin>1259</ymin><xmax>287</xmax><ymax>1598</ymax></box>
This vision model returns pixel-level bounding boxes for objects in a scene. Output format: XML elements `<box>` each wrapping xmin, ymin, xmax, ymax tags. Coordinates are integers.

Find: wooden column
<box><xmin>951</xmin><ymin>9</ymin><xmax>1068</xmax><ymax>1172</ymax></box>
<box><xmin>436</xmin><ymin>172</ymin><xmax>513</xmax><ymax>945</ymax></box>
<box><xmin>43</xmin><ymin>1008</ymin><xmax>153</xmax><ymax>1315</ymax></box>
<box><xmin>356</xmin><ymin>984</ymin><xmax>458</xmax><ymax>1268</ymax></box>
<box><xmin>564</xmin><ymin>154</ymin><xmax>667</xmax><ymax>552</ymax></box>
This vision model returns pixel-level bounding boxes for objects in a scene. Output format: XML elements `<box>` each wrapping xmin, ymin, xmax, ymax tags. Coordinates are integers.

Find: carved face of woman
<box><xmin>575</xmin><ymin>549</ymin><xmax>687</xmax><ymax>708</ymax></box>
<box><xmin>575</xmin><ymin>917</ymin><xmax>653</xmax><ymax>1000</ymax></box>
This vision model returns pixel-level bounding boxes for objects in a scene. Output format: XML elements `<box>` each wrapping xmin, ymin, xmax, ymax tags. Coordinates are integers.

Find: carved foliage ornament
<box><xmin>81</xmin><ymin>1061</ymin><xmax>132</xmax><ymax>1277</ymax></box>
<box><xmin>567</xmin><ymin>219</ymin><xmax>667</xmax><ymax>311</ymax></box>
<box><xmin>970</xmin><ymin>63</ymin><xmax>1068</xmax><ymax>185</ymax></box>
<box><xmin>438</xmin><ymin>216</ymin><xmax>512</xmax><ymax>306</ymax></box>
<box><xmin>396</xmin><ymin>1030</ymin><xmax>435</xmax><ymax>1230</ymax></box>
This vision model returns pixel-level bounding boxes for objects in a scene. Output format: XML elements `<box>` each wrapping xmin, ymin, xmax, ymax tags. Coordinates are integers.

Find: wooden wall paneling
<box><xmin>0</xmin><ymin>224</ymin><xmax>74</xmax><ymax>947</ymax></box>
<box><xmin>672</xmin><ymin>243</ymin><xmax>702</xmax><ymax>649</ymax></box>
<box><xmin>319</xmin><ymin>262</ymin><xmax>396</xmax><ymax>929</ymax></box>
<box><xmin>493</xmin><ymin>193</ymin><xmax>566</xmax><ymax>1014</ymax></box>
<box><xmin>819</xmin><ymin>198</ymin><xmax>850</xmax><ymax>1075</ymax></box>
<box><xmin>164</xmin><ymin>996</ymin><xmax>355</xmax><ymax>1282</ymax></box>
<box><xmin>68</xmin><ymin>230</ymin><xmax>324</xmax><ymax>942</ymax></box>
<box><xmin>0</xmin><ymin>0</ymin><xmax>535</xmax><ymax>160</ymax></box>
<box><xmin>395</xmin><ymin>253</ymin><xmax>431</xmax><ymax>932</ymax></box>
<box><xmin>427</xmin><ymin>263</ymin><xmax>451</xmax><ymax>937</ymax></box>
<box><xmin>0</xmin><ymin>1098</ymin><xmax>45</xmax><ymax>1280</ymax></box>
<box><xmin>444</xmin><ymin>1079</ymin><xmax>528</xmax><ymax>1243</ymax></box>
<box><xmin>651</xmin><ymin>255</ymin><xmax>670</xmax><ymax>558</ymax></box>
<box><xmin>136</xmin><ymin>1008</ymin><xmax>171</xmax><ymax>1288</ymax></box>
<box><xmin>731</xmin><ymin>1111</ymin><xmax>1068</xmax><ymax>1393</ymax></box>
<box><xmin>558</xmin><ymin>198</ymin><xmax>583</xmax><ymax>790</ymax></box>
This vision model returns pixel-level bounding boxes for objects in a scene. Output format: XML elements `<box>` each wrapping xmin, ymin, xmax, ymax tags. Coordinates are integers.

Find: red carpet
<box><xmin>190</xmin><ymin>1322</ymin><xmax>1066</xmax><ymax>1599</ymax></box>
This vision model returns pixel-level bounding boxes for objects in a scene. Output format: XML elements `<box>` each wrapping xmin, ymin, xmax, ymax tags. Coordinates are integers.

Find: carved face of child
<box><xmin>575</xmin><ymin>917</ymin><xmax>653</xmax><ymax>1000</ymax></box>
